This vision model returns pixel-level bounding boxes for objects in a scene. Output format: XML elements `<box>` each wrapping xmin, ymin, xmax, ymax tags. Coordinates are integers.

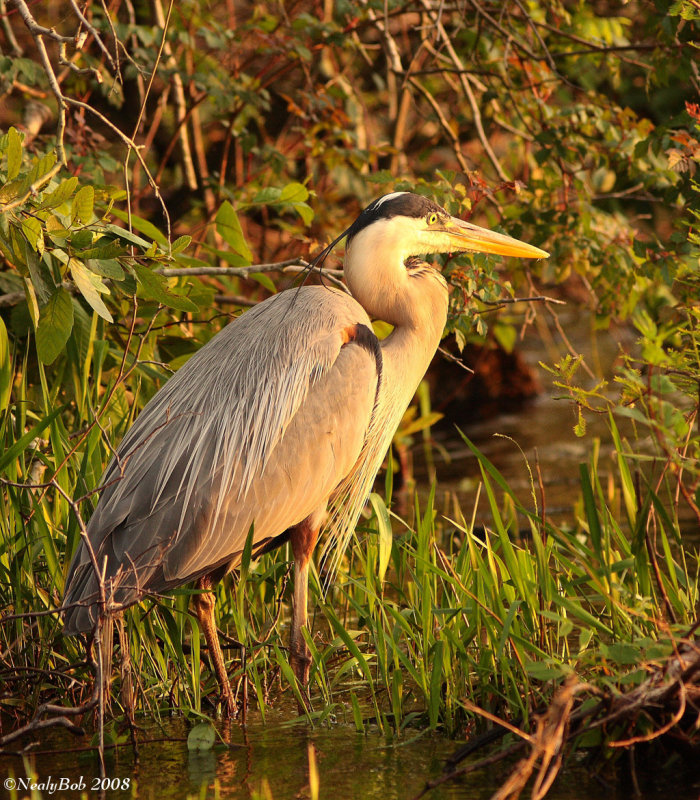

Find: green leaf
<box><xmin>0</xmin><ymin>175</ymin><xmax>33</xmax><ymax>204</ymax></box>
<box><xmin>215</xmin><ymin>201</ymin><xmax>253</xmax><ymax>262</ymax></box>
<box><xmin>70</xmin><ymin>230</ymin><xmax>94</xmax><ymax>251</ymax></box>
<box><xmin>103</xmin><ymin>223</ymin><xmax>152</xmax><ymax>250</ymax></box>
<box><xmin>0</xmin><ymin>316</ymin><xmax>12</xmax><ymax>412</ymax></box>
<box><xmin>186</xmin><ymin>722</ymin><xmax>216</xmax><ymax>751</ymax></box>
<box><xmin>601</xmin><ymin>642</ymin><xmax>642</xmax><ymax>666</ymax></box>
<box><xmin>279</xmin><ymin>182</ymin><xmax>309</xmax><ymax>203</ymax></box>
<box><xmin>76</xmin><ymin>237</ymin><xmax>125</xmax><ymax>260</ymax></box>
<box><xmin>132</xmin><ymin>264</ymin><xmax>198</xmax><ymax>312</ymax></box>
<box><xmin>369</xmin><ymin>493</ymin><xmax>393</xmax><ymax>584</ymax></box>
<box><xmin>86</xmin><ymin>258</ymin><xmax>124</xmax><ymax>280</ymax></box>
<box><xmin>294</xmin><ymin>203</ymin><xmax>314</xmax><ymax>226</ymax></box>
<box><xmin>110</xmin><ymin>207</ymin><xmax>168</xmax><ymax>245</ymax></box>
<box><xmin>30</xmin><ymin>153</ymin><xmax>56</xmax><ymax>184</ymax></box>
<box><xmin>21</xmin><ymin>216</ymin><xmax>43</xmax><ymax>252</ymax></box>
<box><xmin>36</xmin><ymin>287</ymin><xmax>74</xmax><ymax>364</ymax></box>
<box><xmin>525</xmin><ymin>660</ymin><xmax>569</xmax><ymax>681</ymax></box>
<box><xmin>551</xmin><ymin>594</ymin><xmax>613</xmax><ymax>636</ymax></box>
<box><xmin>277</xmin><ymin>182</ymin><xmax>313</xmax><ymax>224</ymax></box>
<box><xmin>71</xmin><ymin>185</ymin><xmax>94</xmax><ymax>225</ymax></box>
<box><xmin>252</xmin><ymin>187</ymin><xmax>281</xmax><ymax>205</ymax></box>
<box><xmin>325</xmin><ymin>607</ymin><xmax>374</xmax><ymax>686</ymax></box>
<box><xmin>6</xmin><ymin>126</ymin><xmax>22</xmax><ymax>181</ymax></box>
<box><xmin>45</xmin><ymin>215</ymin><xmax>69</xmax><ymax>238</ymax></box>
<box><xmin>249</xmin><ymin>272</ymin><xmax>277</xmax><ymax>293</ymax></box>
<box><xmin>22</xmin><ymin>276</ymin><xmax>40</xmax><ymax>327</ymax></box>
<box><xmin>349</xmin><ymin>692</ymin><xmax>365</xmax><ymax>733</ymax></box>
<box><xmin>70</xmin><ymin>258</ymin><xmax>113</xmax><ymax>322</ymax></box>
<box><xmin>273</xmin><ymin>643</ymin><xmax>309</xmax><ymax>709</ymax></box>
<box><xmin>493</xmin><ymin>322</ymin><xmax>517</xmax><ymax>353</ymax></box>
<box><xmin>579</xmin><ymin>463</ymin><xmax>602</xmax><ymax>558</ymax></box>
<box><xmin>0</xmin><ymin>406</ymin><xmax>64</xmax><ymax>474</ymax></box>
<box><xmin>25</xmin><ymin>243</ymin><xmax>52</xmax><ymax>304</ymax></box>
<box><xmin>171</xmin><ymin>234</ymin><xmax>191</xmax><ymax>254</ymax></box>
<box><xmin>38</xmin><ymin>176</ymin><xmax>79</xmax><ymax>210</ymax></box>
<box><xmin>428</xmin><ymin>639</ymin><xmax>444</xmax><ymax>728</ymax></box>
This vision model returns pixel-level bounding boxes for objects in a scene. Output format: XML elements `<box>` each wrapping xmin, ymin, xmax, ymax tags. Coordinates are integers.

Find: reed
<box><xmin>2</xmin><ymin>378</ymin><xmax>696</xmax><ymax>747</ymax></box>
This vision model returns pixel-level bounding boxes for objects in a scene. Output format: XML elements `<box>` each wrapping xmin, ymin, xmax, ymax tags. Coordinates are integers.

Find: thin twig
<box><xmin>67</xmin><ymin>0</ymin><xmax>116</xmax><ymax>70</ymax></box>
<box><xmin>476</xmin><ymin>293</ymin><xmax>566</xmax><ymax>307</ymax></box>
<box><xmin>10</xmin><ymin>0</ymin><xmax>68</xmax><ymax>164</ymax></box>
<box><xmin>420</xmin><ymin>0</ymin><xmax>510</xmax><ymax>182</ymax></box>
<box><xmin>156</xmin><ymin>258</ymin><xmax>311</xmax><ymax>277</ymax></box>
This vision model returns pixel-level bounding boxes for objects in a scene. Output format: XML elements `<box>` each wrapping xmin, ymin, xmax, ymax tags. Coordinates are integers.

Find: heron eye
<box><xmin>427</xmin><ymin>213</ymin><xmax>438</xmax><ymax>225</ymax></box>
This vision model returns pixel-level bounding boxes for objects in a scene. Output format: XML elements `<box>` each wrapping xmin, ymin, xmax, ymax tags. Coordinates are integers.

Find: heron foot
<box><xmin>220</xmin><ymin>688</ymin><xmax>237</xmax><ymax>719</ymax></box>
<box><xmin>289</xmin><ymin>646</ymin><xmax>312</xmax><ymax>686</ymax></box>
<box><xmin>289</xmin><ymin>638</ymin><xmax>314</xmax><ymax>715</ymax></box>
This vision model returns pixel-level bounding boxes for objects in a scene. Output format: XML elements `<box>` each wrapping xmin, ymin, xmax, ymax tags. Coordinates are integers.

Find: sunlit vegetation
<box><xmin>1</xmin><ymin>0</ymin><xmax>699</xmax><ymax>796</ymax></box>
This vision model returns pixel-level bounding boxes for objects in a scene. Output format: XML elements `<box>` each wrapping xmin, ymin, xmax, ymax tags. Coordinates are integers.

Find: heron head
<box><xmin>345</xmin><ymin>191</ymin><xmax>549</xmax><ymax>261</ymax></box>
<box><xmin>311</xmin><ymin>191</ymin><xmax>548</xmax><ymax>326</ymax></box>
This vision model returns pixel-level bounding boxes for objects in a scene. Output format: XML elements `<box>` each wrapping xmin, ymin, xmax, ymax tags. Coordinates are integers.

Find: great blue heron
<box><xmin>62</xmin><ymin>192</ymin><xmax>547</xmax><ymax>715</ymax></box>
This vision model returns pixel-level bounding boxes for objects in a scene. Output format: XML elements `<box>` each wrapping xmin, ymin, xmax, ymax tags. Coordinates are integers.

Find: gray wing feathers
<box><xmin>63</xmin><ymin>287</ymin><xmax>377</xmax><ymax>632</ymax></box>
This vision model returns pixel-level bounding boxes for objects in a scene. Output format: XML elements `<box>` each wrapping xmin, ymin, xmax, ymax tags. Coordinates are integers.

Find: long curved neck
<box><xmin>344</xmin><ymin>226</ymin><xmax>449</xmax><ymax>410</ymax></box>
<box><xmin>379</xmin><ymin>274</ymin><xmax>448</xmax><ymax>413</ymax></box>
<box><xmin>344</xmin><ymin>221</ymin><xmax>448</xmax><ymax>328</ymax></box>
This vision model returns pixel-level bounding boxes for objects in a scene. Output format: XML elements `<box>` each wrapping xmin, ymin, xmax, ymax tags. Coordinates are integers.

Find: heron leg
<box><xmin>289</xmin><ymin>517</ymin><xmax>320</xmax><ymax>686</ymax></box>
<box><xmin>193</xmin><ymin>576</ymin><xmax>236</xmax><ymax>718</ymax></box>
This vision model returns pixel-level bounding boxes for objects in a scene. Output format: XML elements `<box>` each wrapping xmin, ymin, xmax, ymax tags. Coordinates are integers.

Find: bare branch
<box><xmin>157</xmin><ymin>258</ymin><xmax>311</xmax><ymax>278</ymax></box>
<box><xmin>1</xmin><ymin>0</ymin><xmax>23</xmax><ymax>55</ymax></box>
<box><xmin>9</xmin><ymin>0</ymin><xmax>67</xmax><ymax>164</ymax></box>
<box><xmin>9</xmin><ymin>0</ymin><xmax>75</xmax><ymax>44</ymax></box>
<box><xmin>418</xmin><ymin>0</ymin><xmax>511</xmax><ymax>182</ymax></box>
<box><xmin>67</xmin><ymin>0</ymin><xmax>117</xmax><ymax>71</ymax></box>
<box><xmin>475</xmin><ymin>293</ymin><xmax>567</xmax><ymax>307</ymax></box>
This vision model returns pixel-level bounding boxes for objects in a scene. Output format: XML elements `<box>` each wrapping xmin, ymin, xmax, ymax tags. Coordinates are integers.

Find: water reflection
<box><xmin>187</xmin><ymin>746</ymin><xmax>219</xmax><ymax>788</ymax></box>
<box><xmin>0</xmin><ymin>714</ymin><xmax>623</xmax><ymax>799</ymax></box>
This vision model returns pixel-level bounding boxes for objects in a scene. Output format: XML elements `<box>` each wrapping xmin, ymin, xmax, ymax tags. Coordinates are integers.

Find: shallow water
<box><xmin>0</xmin><ymin>714</ymin><xmax>637</xmax><ymax>800</ymax></box>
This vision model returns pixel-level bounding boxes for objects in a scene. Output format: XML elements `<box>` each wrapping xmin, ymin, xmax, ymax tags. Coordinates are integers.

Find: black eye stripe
<box><xmin>346</xmin><ymin>193</ymin><xmax>447</xmax><ymax>245</ymax></box>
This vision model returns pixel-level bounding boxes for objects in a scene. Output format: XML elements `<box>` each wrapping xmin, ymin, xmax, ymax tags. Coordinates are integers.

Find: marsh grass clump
<box><xmin>2</xmin><ymin>300</ymin><xmax>700</xmax><ymax>797</ymax></box>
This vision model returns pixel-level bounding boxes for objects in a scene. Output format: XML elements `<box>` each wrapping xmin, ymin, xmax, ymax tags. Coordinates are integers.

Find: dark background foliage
<box><xmin>0</xmin><ymin>1</ymin><xmax>699</xmax><ymax>789</ymax></box>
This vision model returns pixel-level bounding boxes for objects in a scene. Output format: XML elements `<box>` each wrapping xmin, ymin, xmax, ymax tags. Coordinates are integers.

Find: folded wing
<box><xmin>63</xmin><ymin>286</ymin><xmax>380</xmax><ymax>632</ymax></box>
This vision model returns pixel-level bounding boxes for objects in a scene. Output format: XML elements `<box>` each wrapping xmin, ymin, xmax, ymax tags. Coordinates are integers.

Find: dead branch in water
<box><xmin>414</xmin><ymin>626</ymin><xmax>700</xmax><ymax>800</ymax></box>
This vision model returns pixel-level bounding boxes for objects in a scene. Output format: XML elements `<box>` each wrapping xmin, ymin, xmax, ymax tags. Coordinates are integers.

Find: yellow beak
<box><xmin>444</xmin><ymin>217</ymin><xmax>549</xmax><ymax>259</ymax></box>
